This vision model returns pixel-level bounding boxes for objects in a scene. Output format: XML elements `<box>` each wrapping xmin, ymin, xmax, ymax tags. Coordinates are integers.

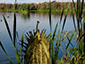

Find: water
<box><xmin>0</xmin><ymin>11</ymin><xmax>77</xmax><ymax>64</ymax></box>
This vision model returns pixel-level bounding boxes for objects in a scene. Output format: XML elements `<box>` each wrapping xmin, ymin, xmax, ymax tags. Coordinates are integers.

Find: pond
<box><xmin>0</xmin><ymin>11</ymin><xmax>77</xmax><ymax>64</ymax></box>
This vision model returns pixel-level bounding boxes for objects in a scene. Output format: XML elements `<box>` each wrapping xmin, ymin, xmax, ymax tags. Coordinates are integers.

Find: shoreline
<box><xmin>0</xmin><ymin>9</ymin><xmax>85</xmax><ymax>13</ymax></box>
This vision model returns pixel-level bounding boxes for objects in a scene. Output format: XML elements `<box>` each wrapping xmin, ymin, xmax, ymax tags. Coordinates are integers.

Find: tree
<box><xmin>21</xmin><ymin>3</ymin><xmax>30</xmax><ymax>11</ymax></box>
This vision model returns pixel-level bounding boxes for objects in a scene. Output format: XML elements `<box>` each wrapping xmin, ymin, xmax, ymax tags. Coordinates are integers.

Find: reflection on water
<box><xmin>0</xmin><ymin>11</ymin><xmax>77</xmax><ymax>64</ymax></box>
<box><xmin>21</xmin><ymin>12</ymin><xmax>30</xmax><ymax>20</ymax></box>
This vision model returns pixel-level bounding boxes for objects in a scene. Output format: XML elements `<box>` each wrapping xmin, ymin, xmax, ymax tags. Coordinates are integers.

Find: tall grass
<box><xmin>0</xmin><ymin>0</ymin><xmax>85</xmax><ymax>64</ymax></box>
<box><xmin>0</xmin><ymin>0</ymin><xmax>25</xmax><ymax>64</ymax></box>
<box><xmin>48</xmin><ymin>0</ymin><xmax>71</xmax><ymax>64</ymax></box>
<box><xmin>49</xmin><ymin>0</ymin><xmax>85</xmax><ymax>64</ymax></box>
<box><xmin>72</xmin><ymin>0</ymin><xmax>85</xmax><ymax>63</ymax></box>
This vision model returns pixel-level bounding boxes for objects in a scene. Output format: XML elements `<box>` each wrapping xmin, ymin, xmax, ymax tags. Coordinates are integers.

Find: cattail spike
<box><xmin>36</xmin><ymin>21</ymin><xmax>40</xmax><ymax>32</ymax></box>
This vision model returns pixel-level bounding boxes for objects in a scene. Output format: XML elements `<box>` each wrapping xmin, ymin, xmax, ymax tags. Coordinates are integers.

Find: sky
<box><xmin>0</xmin><ymin>0</ymin><xmax>78</xmax><ymax>4</ymax></box>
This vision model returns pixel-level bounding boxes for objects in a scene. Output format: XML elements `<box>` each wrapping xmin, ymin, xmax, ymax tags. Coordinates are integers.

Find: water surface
<box><xmin>0</xmin><ymin>11</ymin><xmax>77</xmax><ymax>64</ymax></box>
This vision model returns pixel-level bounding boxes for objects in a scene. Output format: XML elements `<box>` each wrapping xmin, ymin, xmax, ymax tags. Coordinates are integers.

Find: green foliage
<box><xmin>1</xmin><ymin>0</ymin><xmax>85</xmax><ymax>64</ymax></box>
<box><xmin>21</xmin><ymin>3</ymin><xmax>30</xmax><ymax>11</ymax></box>
<box><xmin>2</xmin><ymin>12</ymin><xmax>25</xmax><ymax>63</ymax></box>
<box><xmin>0</xmin><ymin>41</ymin><xmax>13</xmax><ymax>64</ymax></box>
<box><xmin>1</xmin><ymin>3</ymin><xmax>25</xmax><ymax>63</ymax></box>
<box><xmin>1</xmin><ymin>2</ymin><xmax>85</xmax><ymax>12</ymax></box>
<box><xmin>3</xmin><ymin>15</ymin><xmax>13</xmax><ymax>42</ymax></box>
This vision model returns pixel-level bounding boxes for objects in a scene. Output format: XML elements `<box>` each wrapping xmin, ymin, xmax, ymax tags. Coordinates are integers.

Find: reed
<box><xmin>1</xmin><ymin>0</ymin><xmax>85</xmax><ymax>64</ymax></box>
<box><xmin>72</xmin><ymin>0</ymin><xmax>85</xmax><ymax>63</ymax></box>
<box><xmin>0</xmin><ymin>0</ymin><xmax>25</xmax><ymax>64</ymax></box>
<box><xmin>49</xmin><ymin>0</ymin><xmax>85</xmax><ymax>64</ymax></box>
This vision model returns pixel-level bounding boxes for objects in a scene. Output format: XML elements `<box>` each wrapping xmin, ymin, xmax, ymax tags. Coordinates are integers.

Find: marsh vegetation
<box><xmin>0</xmin><ymin>0</ymin><xmax>85</xmax><ymax>64</ymax></box>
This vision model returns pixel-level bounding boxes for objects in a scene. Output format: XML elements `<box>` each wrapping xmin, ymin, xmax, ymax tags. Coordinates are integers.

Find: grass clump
<box><xmin>0</xmin><ymin>0</ymin><xmax>85</xmax><ymax>64</ymax></box>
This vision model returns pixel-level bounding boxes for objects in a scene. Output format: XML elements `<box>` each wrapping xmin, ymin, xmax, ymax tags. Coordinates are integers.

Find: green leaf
<box><xmin>54</xmin><ymin>30</ymin><xmax>60</xmax><ymax>63</ymax></box>
<box><xmin>26</xmin><ymin>49</ymin><xmax>33</xmax><ymax>64</ymax></box>
<box><xmin>72</xmin><ymin>0</ymin><xmax>77</xmax><ymax>14</ymax></box>
<box><xmin>19</xmin><ymin>45</ymin><xmax>22</xmax><ymax>63</ymax></box>
<box><xmin>52</xmin><ymin>21</ymin><xmax>58</xmax><ymax>40</ymax></box>
<box><xmin>72</xmin><ymin>10</ymin><xmax>76</xmax><ymax>30</ymax></box>
<box><xmin>60</xmin><ymin>3</ymin><xmax>66</xmax><ymax>23</ymax></box>
<box><xmin>0</xmin><ymin>41</ymin><xmax>13</xmax><ymax>64</ymax></box>
<box><xmin>62</xmin><ymin>3</ymin><xmax>69</xmax><ymax>31</ymax></box>
<box><xmin>22</xmin><ymin>54</ymin><xmax>24</xmax><ymax>64</ymax></box>
<box><xmin>14</xmin><ymin>47</ymin><xmax>20</xmax><ymax>64</ymax></box>
<box><xmin>3</xmin><ymin>15</ymin><xmax>13</xmax><ymax>42</ymax></box>
<box><xmin>81</xmin><ymin>0</ymin><xmax>84</xmax><ymax>17</ymax></box>
<box><xmin>83</xmin><ymin>60</ymin><xmax>85</xmax><ymax>64</ymax></box>
<box><xmin>21</xmin><ymin>26</ymin><xmax>29</xmax><ymax>48</ymax></box>
<box><xmin>66</xmin><ymin>30</ymin><xmax>75</xmax><ymax>50</ymax></box>
<box><xmin>13</xmin><ymin>12</ymin><xmax>16</xmax><ymax>47</ymax></box>
<box><xmin>49</xmin><ymin>0</ymin><xmax>52</xmax><ymax>30</ymax></box>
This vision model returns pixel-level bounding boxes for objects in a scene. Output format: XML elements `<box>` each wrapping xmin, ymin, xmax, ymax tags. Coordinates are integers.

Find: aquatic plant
<box><xmin>21</xmin><ymin>21</ymin><xmax>50</xmax><ymax>64</ymax></box>
<box><xmin>1</xmin><ymin>0</ymin><xmax>85</xmax><ymax>64</ymax></box>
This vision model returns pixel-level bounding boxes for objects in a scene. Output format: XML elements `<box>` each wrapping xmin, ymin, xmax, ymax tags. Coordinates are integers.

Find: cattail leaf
<box><xmin>26</xmin><ymin>49</ymin><xmax>33</xmax><ymax>64</ymax></box>
<box><xmin>16</xmin><ymin>31</ymin><xmax>19</xmax><ymax>41</ymax></box>
<box><xmin>3</xmin><ymin>15</ymin><xmax>13</xmax><ymax>42</ymax></box>
<box><xmin>54</xmin><ymin>30</ymin><xmax>60</xmax><ymax>62</ymax></box>
<box><xmin>72</xmin><ymin>10</ymin><xmax>76</xmax><ymax>30</ymax></box>
<box><xmin>60</xmin><ymin>3</ymin><xmax>66</xmax><ymax>23</ymax></box>
<box><xmin>52</xmin><ymin>21</ymin><xmax>58</xmax><ymax>40</ymax></box>
<box><xmin>81</xmin><ymin>0</ymin><xmax>84</xmax><ymax>16</ymax></box>
<box><xmin>19</xmin><ymin>45</ymin><xmax>22</xmax><ymax>63</ymax></box>
<box><xmin>22</xmin><ymin>54</ymin><xmax>24</xmax><ymax>64</ymax></box>
<box><xmin>70</xmin><ymin>30</ymin><xmax>75</xmax><ymax>41</ymax></box>
<box><xmin>13</xmin><ymin>12</ymin><xmax>16</xmax><ymax>47</ymax></box>
<box><xmin>66</xmin><ymin>30</ymin><xmax>75</xmax><ymax>50</ymax></box>
<box><xmin>0</xmin><ymin>41</ymin><xmax>13</xmax><ymax>64</ymax></box>
<box><xmin>49</xmin><ymin>0</ymin><xmax>52</xmax><ymax>30</ymax></box>
<box><xmin>21</xmin><ymin>26</ymin><xmax>29</xmax><ymax>48</ymax></box>
<box><xmin>56</xmin><ymin>30</ymin><xmax>60</xmax><ymax>47</ymax></box>
<box><xmin>67</xmin><ymin>36</ymin><xmax>74</xmax><ymax>48</ymax></box>
<box><xmin>78</xmin><ymin>0</ymin><xmax>81</xmax><ymax>22</ymax></box>
<box><xmin>72</xmin><ymin>0</ymin><xmax>77</xmax><ymax>14</ymax></box>
<box><xmin>62</xmin><ymin>3</ymin><xmax>69</xmax><ymax>31</ymax></box>
<box><xmin>14</xmin><ymin>47</ymin><xmax>20</xmax><ymax>64</ymax></box>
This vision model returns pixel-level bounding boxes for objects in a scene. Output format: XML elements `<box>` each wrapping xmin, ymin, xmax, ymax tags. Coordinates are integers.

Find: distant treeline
<box><xmin>0</xmin><ymin>1</ymin><xmax>85</xmax><ymax>11</ymax></box>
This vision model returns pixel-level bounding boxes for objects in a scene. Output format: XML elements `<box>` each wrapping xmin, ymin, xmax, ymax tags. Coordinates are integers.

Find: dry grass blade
<box><xmin>59</xmin><ymin>28</ymin><xmax>71</xmax><ymax>47</ymax></box>
<box><xmin>68</xmin><ymin>56</ymin><xmax>75</xmax><ymax>64</ymax></box>
<box><xmin>75</xmin><ymin>55</ymin><xmax>82</xmax><ymax>64</ymax></box>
